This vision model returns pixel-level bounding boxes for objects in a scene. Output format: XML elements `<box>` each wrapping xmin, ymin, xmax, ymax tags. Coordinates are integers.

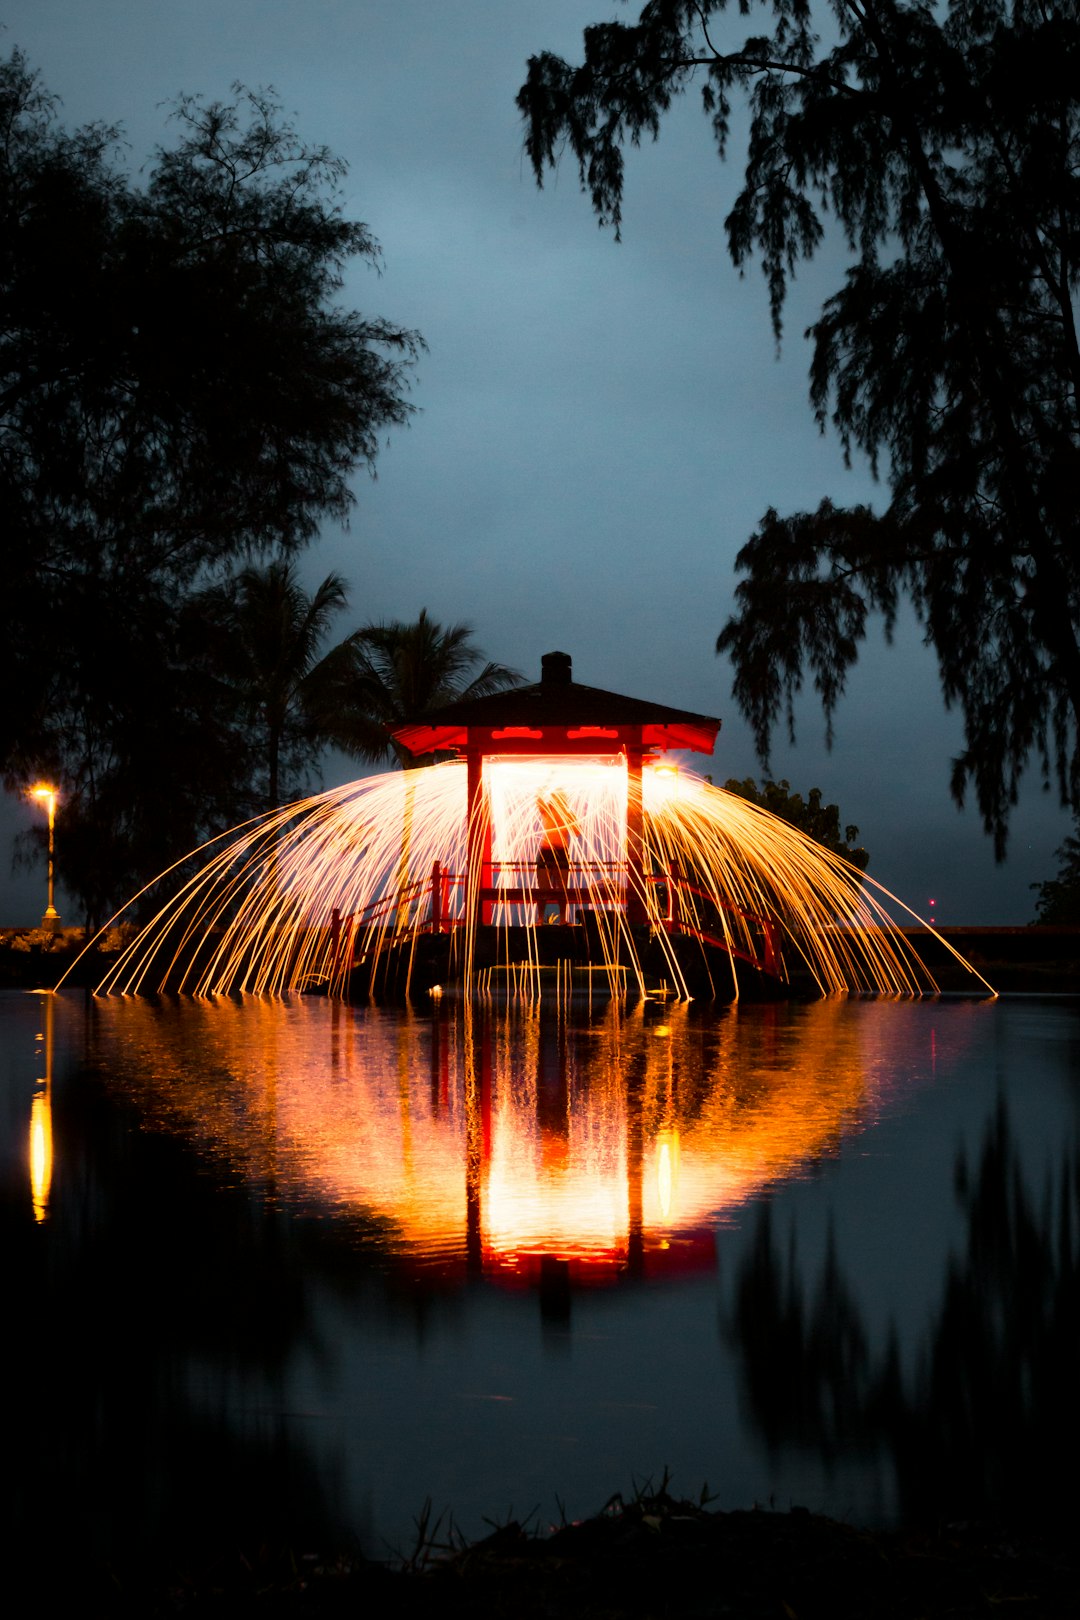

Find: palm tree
<box><xmin>331</xmin><ymin>608</ymin><xmax>524</xmax><ymax>768</ymax></box>
<box><xmin>328</xmin><ymin>610</ymin><xmax>523</xmax><ymax>925</ymax></box>
<box><xmin>206</xmin><ymin>559</ymin><xmax>354</xmax><ymax>808</ymax></box>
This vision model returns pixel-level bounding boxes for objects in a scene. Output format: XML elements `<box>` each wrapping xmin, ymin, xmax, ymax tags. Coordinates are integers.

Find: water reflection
<box><xmin>87</xmin><ymin>997</ymin><xmax>923</xmax><ymax>1287</ymax></box>
<box><xmin>29</xmin><ymin>993</ymin><xmax>53</xmax><ymax>1221</ymax></box>
<box><xmin>730</xmin><ymin>1098</ymin><xmax>1080</xmax><ymax>1529</ymax></box>
<box><xmin>5</xmin><ymin>992</ymin><xmax>347</xmax><ymax>1586</ymax></box>
<box><xmin>6</xmin><ymin>989</ymin><xmax>1077</xmax><ymax>1576</ymax></box>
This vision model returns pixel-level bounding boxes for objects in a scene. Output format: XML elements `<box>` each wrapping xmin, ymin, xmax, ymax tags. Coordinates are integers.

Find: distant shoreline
<box><xmin>900</xmin><ymin>924</ymin><xmax>1080</xmax><ymax>991</ymax></box>
<box><xmin>3</xmin><ymin>923</ymin><xmax>1079</xmax><ymax>994</ymax></box>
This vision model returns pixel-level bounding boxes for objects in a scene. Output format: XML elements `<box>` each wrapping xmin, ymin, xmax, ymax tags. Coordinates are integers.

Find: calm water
<box><xmin>4</xmin><ymin>988</ymin><xmax>1079</xmax><ymax>1567</ymax></box>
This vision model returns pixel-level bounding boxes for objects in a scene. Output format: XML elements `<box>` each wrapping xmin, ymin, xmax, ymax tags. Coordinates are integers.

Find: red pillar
<box><xmin>466</xmin><ymin>747</ymin><xmax>493</xmax><ymax>927</ymax></box>
<box><xmin>431</xmin><ymin>860</ymin><xmax>442</xmax><ymax>932</ymax></box>
<box><xmin>626</xmin><ymin>741</ymin><xmax>647</xmax><ymax>925</ymax></box>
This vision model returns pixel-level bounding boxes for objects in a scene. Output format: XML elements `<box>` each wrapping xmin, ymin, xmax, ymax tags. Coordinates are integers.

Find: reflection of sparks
<box><xmin>82</xmin><ymin>760</ymin><xmax>991</xmax><ymax>1000</ymax></box>
<box><xmin>86</xmin><ymin>997</ymin><xmax>952</xmax><ymax>1285</ymax></box>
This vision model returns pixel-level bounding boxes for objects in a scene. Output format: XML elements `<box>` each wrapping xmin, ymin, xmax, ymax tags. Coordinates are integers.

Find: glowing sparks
<box><xmin>83</xmin><ymin>758</ymin><xmax>991</xmax><ymax>1001</ymax></box>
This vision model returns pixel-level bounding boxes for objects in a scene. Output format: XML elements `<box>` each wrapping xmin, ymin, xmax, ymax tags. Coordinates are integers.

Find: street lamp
<box><xmin>29</xmin><ymin>783</ymin><xmax>60</xmax><ymax>930</ymax></box>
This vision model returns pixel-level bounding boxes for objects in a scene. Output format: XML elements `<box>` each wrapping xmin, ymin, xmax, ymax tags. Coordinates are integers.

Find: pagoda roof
<box><xmin>392</xmin><ymin>651</ymin><xmax>721</xmax><ymax>757</ymax></box>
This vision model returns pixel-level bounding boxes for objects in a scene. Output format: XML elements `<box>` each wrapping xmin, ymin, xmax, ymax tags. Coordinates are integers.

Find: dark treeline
<box><xmin>722</xmin><ymin>778</ymin><xmax>869</xmax><ymax>871</ymax></box>
<box><xmin>0</xmin><ymin>47</ymin><xmax>414</xmax><ymax>925</ymax></box>
<box><xmin>0</xmin><ymin>50</ymin><xmax>523</xmax><ymax>928</ymax></box>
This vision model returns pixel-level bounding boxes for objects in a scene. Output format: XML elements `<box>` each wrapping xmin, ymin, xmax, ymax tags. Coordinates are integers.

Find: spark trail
<box><xmin>87</xmin><ymin>760</ymin><xmax>990</xmax><ymax>1000</ymax></box>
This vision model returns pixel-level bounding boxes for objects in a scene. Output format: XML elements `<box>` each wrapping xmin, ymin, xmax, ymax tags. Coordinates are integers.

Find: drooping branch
<box><xmin>521</xmin><ymin>0</ymin><xmax>1080</xmax><ymax>841</ymax></box>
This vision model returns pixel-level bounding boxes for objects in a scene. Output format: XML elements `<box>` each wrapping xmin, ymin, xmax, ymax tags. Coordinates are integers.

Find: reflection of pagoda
<box><xmin>92</xmin><ymin>996</ymin><xmax>894</xmax><ymax>1300</ymax></box>
<box><xmin>355</xmin><ymin>650</ymin><xmax>732</xmax><ymax>994</ymax></box>
<box><xmin>455</xmin><ymin>1006</ymin><xmax>720</xmax><ymax>1297</ymax></box>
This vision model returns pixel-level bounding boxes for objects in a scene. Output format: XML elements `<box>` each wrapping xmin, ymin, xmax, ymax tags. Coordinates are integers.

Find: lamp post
<box><xmin>30</xmin><ymin>784</ymin><xmax>60</xmax><ymax>930</ymax></box>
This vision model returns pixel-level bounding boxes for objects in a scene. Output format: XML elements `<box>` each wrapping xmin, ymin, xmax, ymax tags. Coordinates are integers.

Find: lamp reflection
<box><xmin>29</xmin><ymin>992</ymin><xmax>54</xmax><ymax>1222</ymax></box>
<box><xmin>88</xmin><ymin>998</ymin><xmax>934</xmax><ymax>1289</ymax></box>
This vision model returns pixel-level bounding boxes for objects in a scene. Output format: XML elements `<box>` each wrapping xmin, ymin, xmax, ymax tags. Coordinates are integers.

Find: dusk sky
<box><xmin>2</xmin><ymin>0</ymin><xmax>1070</xmax><ymax>925</ymax></box>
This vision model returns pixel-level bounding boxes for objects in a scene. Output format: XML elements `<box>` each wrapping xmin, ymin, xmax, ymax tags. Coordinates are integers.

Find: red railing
<box><xmin>647</xmin><ymin>874</ymin><xmax>780</xmax><ymax>975</ymax></box>
<box><xmin>329</xmin><ymin>861</ymin><xmax>780</xmax><ymax>978</ymax></box>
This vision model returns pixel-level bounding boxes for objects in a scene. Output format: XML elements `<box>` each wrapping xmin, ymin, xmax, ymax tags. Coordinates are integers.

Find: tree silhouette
<box><xmin>1</xmin><ymin>50</ymin><xmax>420</xmax><ymax>918</ymax></box>
<box><xmin>519</xmin><ymin>1</ymin><xmax>1080</xmax><ymax>852</ymax></box>
<box><xmin>723</xmin><ymin>777</ymin><xmax>869</xmax><ymax>871</ymax></box>
<box><xmin>1030</xmin><ymin>819</ymin><xmax>1080</xmax><ymax>925</ymax></box>
<box><xmin>201</xmin><ymin>559</ymin><xmax>356</xmax><ymax>809</ymax></box>
<box><xmin>330</xmin><ymin>609</ymin><xmax>524</xmax><ymax>768</ymax></box>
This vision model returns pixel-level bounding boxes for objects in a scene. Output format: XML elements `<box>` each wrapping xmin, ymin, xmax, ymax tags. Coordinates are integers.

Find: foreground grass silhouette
<box><xmin>48</xmin><ymin>1483</ymin><xmax>1077</xmax><ymax>1617</ymax></box>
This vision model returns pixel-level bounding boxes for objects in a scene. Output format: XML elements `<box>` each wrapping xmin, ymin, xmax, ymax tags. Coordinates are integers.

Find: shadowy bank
<box><xmin>32</xmin><ymin>1486</ymin><xmax>1079</xmax><ymax>1617</ymax></box>
<box><xmin>0</xmin><ymin>925</ymin><xmax>126</xmax><ymax>987</ymax></box>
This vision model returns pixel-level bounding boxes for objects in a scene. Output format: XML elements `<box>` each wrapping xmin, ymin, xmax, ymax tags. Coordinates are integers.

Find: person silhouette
<box><xmin>536</xmin><ymin>788</ymin><xmax>578</xmax><ymax>924</ymax></box>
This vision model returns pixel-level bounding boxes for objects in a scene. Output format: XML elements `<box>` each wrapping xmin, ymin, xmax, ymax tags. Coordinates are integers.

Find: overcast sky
<box><xmin>1</xmin><ymin>0</ymin><xmax>1070</xmax><ymax>926</ymax></box>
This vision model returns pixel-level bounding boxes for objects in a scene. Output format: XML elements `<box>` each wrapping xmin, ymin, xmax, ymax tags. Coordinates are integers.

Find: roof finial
<box><xmin>541</xmin><ymin>650</ymin><xmax>572</xmax><ymax>686</ymax></box>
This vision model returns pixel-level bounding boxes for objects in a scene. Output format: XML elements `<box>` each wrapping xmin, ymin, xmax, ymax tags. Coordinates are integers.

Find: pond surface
<box><xmin>4</xmin><ymin>989</ymin><xmax>1079</xmax><ymax>1568</ymax></box>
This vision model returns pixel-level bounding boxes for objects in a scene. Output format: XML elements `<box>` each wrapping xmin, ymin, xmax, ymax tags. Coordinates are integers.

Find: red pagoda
<box><xmin>392</xmin><ymin>650</ymin><xmax>720</xmax><ymax>933</ymax></box>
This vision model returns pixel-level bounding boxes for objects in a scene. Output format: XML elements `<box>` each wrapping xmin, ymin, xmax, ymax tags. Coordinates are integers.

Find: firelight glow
<box><xmin>84</xmin><ymin>995</ymin><xmax>927</xmax><ymax>1281</ymax></box>
<box><xmin>81</xmin><ymin>757</ymin><xmax>991</xmax><ymax>1000</ymax></box>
